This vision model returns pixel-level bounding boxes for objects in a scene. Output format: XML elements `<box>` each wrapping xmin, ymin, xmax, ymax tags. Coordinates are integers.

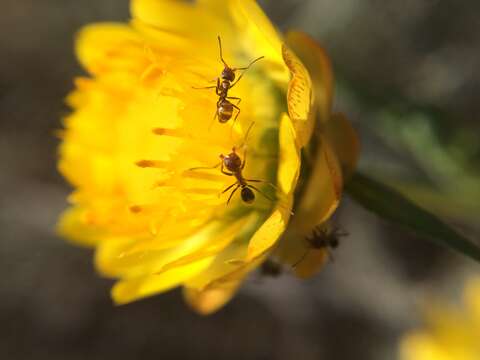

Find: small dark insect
<box><xmin>189</xmin><ymin>123</ymin><xmax>275</xmax><ymax>205</ymax></box>
<box><xmin>193</xmin><ymin>36</ymin><xmax>264</xmax><ymax>125</ymax></box>
<box><xmin>218</xmin><ymin>145</ymin><xmax>274</xmax><ymax>204</ymax></box>
<box><xmin>293</xmin><ymin>226</ymin><xmax>347</xmax><ymax>267</ymax></box>
<box><xmin>260</xmin><ymin>259</ymin><xmax>283</xmax><ymax>278</ymax></box>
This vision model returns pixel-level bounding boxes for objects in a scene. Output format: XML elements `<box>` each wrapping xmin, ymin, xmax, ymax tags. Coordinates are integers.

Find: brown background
<box><xmin>2</xmin><ymin>1</ymin><xmax>480</xmax><ymax>359</ymax></box>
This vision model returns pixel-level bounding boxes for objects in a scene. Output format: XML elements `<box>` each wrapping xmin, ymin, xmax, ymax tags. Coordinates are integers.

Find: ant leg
<box><xmin>208</xmin><ymin>109</ymin><xmax>219</xmax><ymax>130</ymax></box>
<box><xmin>292</xmin><ymin>250</ymin><xmax>308</xmax><ymax>268</ymax></box>
<box><xmin>232</xmin><ymin>104</ymin><xmax>241</xmax><ymax>122</ymax></box>
<box><xmin>188</xmin><ymin>161</ymin><xmax>222</xmax><ymax>171</ymax></box>
<box><xmin>220</xmin><ymin>162</ymin><xmax>234</xmax><ymax>176</ymax></box>
<box><xmin>326</xmin><ymin>248</ymin><xmax>336</xmax><ymax>263</ymax></box>
<box><xmin>192</xmin><ymin>85</ymin><xmax>217</xmax><ymax>90</ymax></box>
<box><xmin>227</xmin><ymin>96</ymin><xmax>242</xmax><ymax>105</ymax></box>
<box><xmin>221</xmin><ymin>182</ymin><xmax>238</xmax><ymax>194</ymax></box>
<box><xmin>245</xmin><ymin>179</ymin><xmax>278</xmax><ymax>191</ymax></box>
<box><xmin>247</xmin><ymin>184</ymin><xmax>275</xmax><ymax>202</ymax></box>
<box><xmin>226</xmin><ymin>185</ymin><xmax>240</xmax><ymax>205</ymax></box>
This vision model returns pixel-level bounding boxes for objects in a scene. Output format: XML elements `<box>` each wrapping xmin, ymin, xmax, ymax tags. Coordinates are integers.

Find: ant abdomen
<box><xmin>241</xmin><ymin>187</ymin><xmax>255</xmax><ymax>203</ymax></box>
<box><xmin>217</xmin><ymin>100</ymin><xmax>233</xmax><ymax>123</ymax></box>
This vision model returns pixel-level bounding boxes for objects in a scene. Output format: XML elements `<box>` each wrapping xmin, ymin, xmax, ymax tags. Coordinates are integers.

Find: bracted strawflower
<box><xmin>57</xmin><ymin>0</ymin><xmax>359</xmax><ymax>314</ymax></box>
<box><xmin>400</xmin><ymin>278</ymin><xmax>480</xmax><ymax>360</ymax></box>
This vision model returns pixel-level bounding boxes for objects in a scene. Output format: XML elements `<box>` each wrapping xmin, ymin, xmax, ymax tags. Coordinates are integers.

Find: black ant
<box><xmin>292</xmin><ymin>226</ymin><xmax>347</xmax><ymax>268</ymax></box>
<box><xmin>260</xmin><ymin>259</ymin><xmax>283</xmax><ymax>278</ymax></box>
<box><xmin>193</xmin><ymin>36</ymin><xmax>264</xmax><ymax>125</ymax></box>
<box><xmin>188</xmin><ymin>123</ymin><xmax>274</xmax><ymax>205</ymax></box>
<box><xmin>219</xmin><ymin>145</ymin><xmax>275</xmax><ymax>204</ymax></box>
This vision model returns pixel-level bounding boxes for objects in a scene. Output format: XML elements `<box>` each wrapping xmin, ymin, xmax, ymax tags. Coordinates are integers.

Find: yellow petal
<box><xmin>247</xmin><ymin>114</ymin><xmax>298</xmax><ymax>259</ymax></box>
<box><xmin>464</xmin><ymin>278</ymin><xmax>480</xmax><ymax>329</ymax></box>
<box><xmin>95</xmin><ymin>218</ymin><xmax>243</xmax><ymax>278</ymax></box>
<box><xmin>229</xmin><ymin>0</ymin><xmax>285</xmax><ymax>68</ymax></box>
<box><xmin>293</xmin><ymin>249</ymin><xmax>329</xmax><ymax>279</ymax></box>
<box><xmin>131</xmin><ymin>0</ymin><xmax>230</xmax><ymax>42</ymax></box>
<box><xmin>183</xmin><ymin>282</ymin><xmax>241</xmax><ymax>315</ymax></box>
<box><xmin>293</xmin><ymin>137</ymin><xmax>343</xmax><ymax>234</ymax></box>
<box><xmin>282</xmin><ymin>44</ymin><xmax>315</xmax><ymax>148</ymax></box>
<box><xmin>57</xmin><ymin>206</ymin><xmax>103</xmax><ymax>247</ymax></box>
<box><xmin>112</xmin><ymin>257</ymin><xmax>212</xmax><ymax>304</ymax></box>
<box><xmin>75</xmin><ymin>23</ymin><xmax>142</xmax><ymax>76</ymax></box>
<box><xmin>286</xmin><ymin>31</ymin><xmax>333</xmax><ymax>123</ymax></box>
<box><xmin>400</xmin><ymin>333</ymin><xmax>449</xmax><ymax>360</ymax></box>
<box><xmin>274</xmin><ymin>137</ymin><xmax>343</xmax><ymax>277</ymax></box>
<box><xmin>277</xmin><ymin>113</ymin><xmax>301</xmax><ymax>195</ymax></box>
<box><xmin>325</xmin><ymin>113</ymin><xmax>360</xmax><ymax>179</ymax></box>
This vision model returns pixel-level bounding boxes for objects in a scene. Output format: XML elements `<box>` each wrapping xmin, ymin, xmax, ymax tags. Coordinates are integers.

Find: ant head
<box><xmin>241</xmin><ymin>187</ymin><xmax>255</xmax><ymax>204</ymax></box>
<box><xmin>221</xmin><ymin>67</ymin><xmax>236</xmax><ymax>82</ymax></box>
<box><xmin>219</xmin><ymin>154</ymin><xmax>225</xmax><ymax>160</ymax></box>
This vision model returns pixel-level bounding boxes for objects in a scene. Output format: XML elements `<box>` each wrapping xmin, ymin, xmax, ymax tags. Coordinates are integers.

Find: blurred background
<box><xmin>1</xmin><ymin>1</ymin><xmax>479</xmax><ymax>359</ymax></box>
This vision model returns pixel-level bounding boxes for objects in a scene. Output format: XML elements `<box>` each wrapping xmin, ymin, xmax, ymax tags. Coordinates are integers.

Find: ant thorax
<box><xmin>220</xmin><ymin>80</ymin><xmax>230</xmax><ymax>91</ymax></box>
<box><xmin>222</xmin><ymin>152</ymin><xmax>242</xmax><ymax>172</ymax></box>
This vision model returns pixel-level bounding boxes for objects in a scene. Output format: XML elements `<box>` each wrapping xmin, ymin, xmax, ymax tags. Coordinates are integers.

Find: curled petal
<box><xmin>247</xmin><ymin>113</ymin><xmax>298</xmax><ymax>259</ymax></box>
<box><xmin>112</xmin><ymin>257</ymin><xmax>213</xmax><ymax>304</ymax></box>
<box><xmin>286</xmin><ymin>31</ymin><xmax>333</xmax><ymax>123</ymax></box>
<box><xmin>183</xmin><ymin>282</ymin><xmax>241</xmax><ymax>315</ymax></box>
<box><xmin>325</xmin><ymin>113</ymin><xmax>360</xmax><ymax>179</ymax></box>
<box><xmin>282</xmin><ymin>45</ymin><xmax>315</xmax><ymax>148</ymax></box>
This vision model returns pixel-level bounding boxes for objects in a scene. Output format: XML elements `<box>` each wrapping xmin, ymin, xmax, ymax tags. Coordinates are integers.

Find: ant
<box><xmin>292</xmin><ymin>225</ymin><xmax>347</xmax><ymax>268</ymax></box>
<box><xmin>193</xmin><ymin>36</ymin><xmax>264</xmax><ymax>125</ymax></box>
<box><xmin>189</xmin><ymin>123</ymin><xmax>274</xmax><ymax>205</ymax></box>
<box><xmin>260</xmin><ymin>259</ymin><xmax>283</xmax><ymax>278</ymax></box>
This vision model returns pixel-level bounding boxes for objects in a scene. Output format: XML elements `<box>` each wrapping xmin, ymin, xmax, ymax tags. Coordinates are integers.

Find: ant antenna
<box><xmin>230</xmin><ymin>56</ymin><xmax>265</xmax><ymax>89</ymax></box>
<box><xmin>234</xmin><ymin>56</ymin><xmax>265</xmax><ymax>71</ymax></box>
<box><xmin>236</xmin><ymin>121</ymin><xmax>255</xmax><ymax>149</ymax></box>
<box><xmin>292</xmin><ymin>251</ymin><xmax>308</xmax><ymax>269</ymax></box>
<box><xmin>217</xmin><ymin>36</ymin><xmax>229</xmax><ymax>68</ymax></box>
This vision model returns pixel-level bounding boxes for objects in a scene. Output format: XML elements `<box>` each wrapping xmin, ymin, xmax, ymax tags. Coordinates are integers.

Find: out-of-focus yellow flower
<box><xmin>57</xmin><ymin>0</ymin><xmax>359</xmax><ymax>314</ymax></box>
<box><xmin>400</xmin><ymin>278</ymin><xmax>480</xmax><ymax>360</ymax></box>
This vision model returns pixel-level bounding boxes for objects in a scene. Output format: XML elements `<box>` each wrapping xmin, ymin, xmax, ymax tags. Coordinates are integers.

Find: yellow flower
<box><xmin>400</xmin><ymin>278</ymin><xmax>480</xmax><ymax>360</ymax></box>
<box><xmin>57</xmin><ymin>0</ymin><xmax>359</xmax><ymax>314</ymax></box>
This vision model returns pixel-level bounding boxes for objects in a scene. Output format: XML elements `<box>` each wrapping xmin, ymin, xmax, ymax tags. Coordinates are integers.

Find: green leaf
<box><xmin>345</xmin><ymin>172</ymin><xmax>480</xmax><ymax>263</ymax></box>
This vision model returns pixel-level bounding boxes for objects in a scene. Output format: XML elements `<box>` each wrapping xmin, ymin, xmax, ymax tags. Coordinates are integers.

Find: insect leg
<box><xmin>208</xmin><ymin>108</ymin><xmax>219</xmax><ymax>130</ymax></box>
<box><xmin>221</xmin><ymin>182</ymin><xmax>239</xmax><ymax>194</ymax></box>
<box><xmin>226</xmin><ymin>185</ymin><xmax>240</xmax><ymax>204</ymax></box>
<box><xmin>192</xmin><ymin>85</ymin><xmax>217</xmax><ymax>90</ymax></box>
<box><xmin>220</xmin><ymin>162</ymin><xmax>234</xmax><ymax>176</ymax></box>
<box><xmin>227</xmin><ymin>96</ymin><xmax>242</xmax><ymax>105</ymax></box>
<box><xmin>247</xmin><ymin>184</ymin><xmax>275</xmax><ymax>202</ymax></box>
<box><xmin>188</xmin><ymin>161</ymin><xmax>222</xmax><ymax>171</ymax></box>
<box><xmin>232</xmin><ymin>104</ymin><xmax>241</xmax><ymax>122</ymax></box>
<box><xmin>245</xmin><ymin>179</ymin><xmax>278</xmax><ymax>191</ymax></box>
<box><xmin>292</xmin><ymin>250</ymin><xmax>309</xmax><ymax>269</ymax></box>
